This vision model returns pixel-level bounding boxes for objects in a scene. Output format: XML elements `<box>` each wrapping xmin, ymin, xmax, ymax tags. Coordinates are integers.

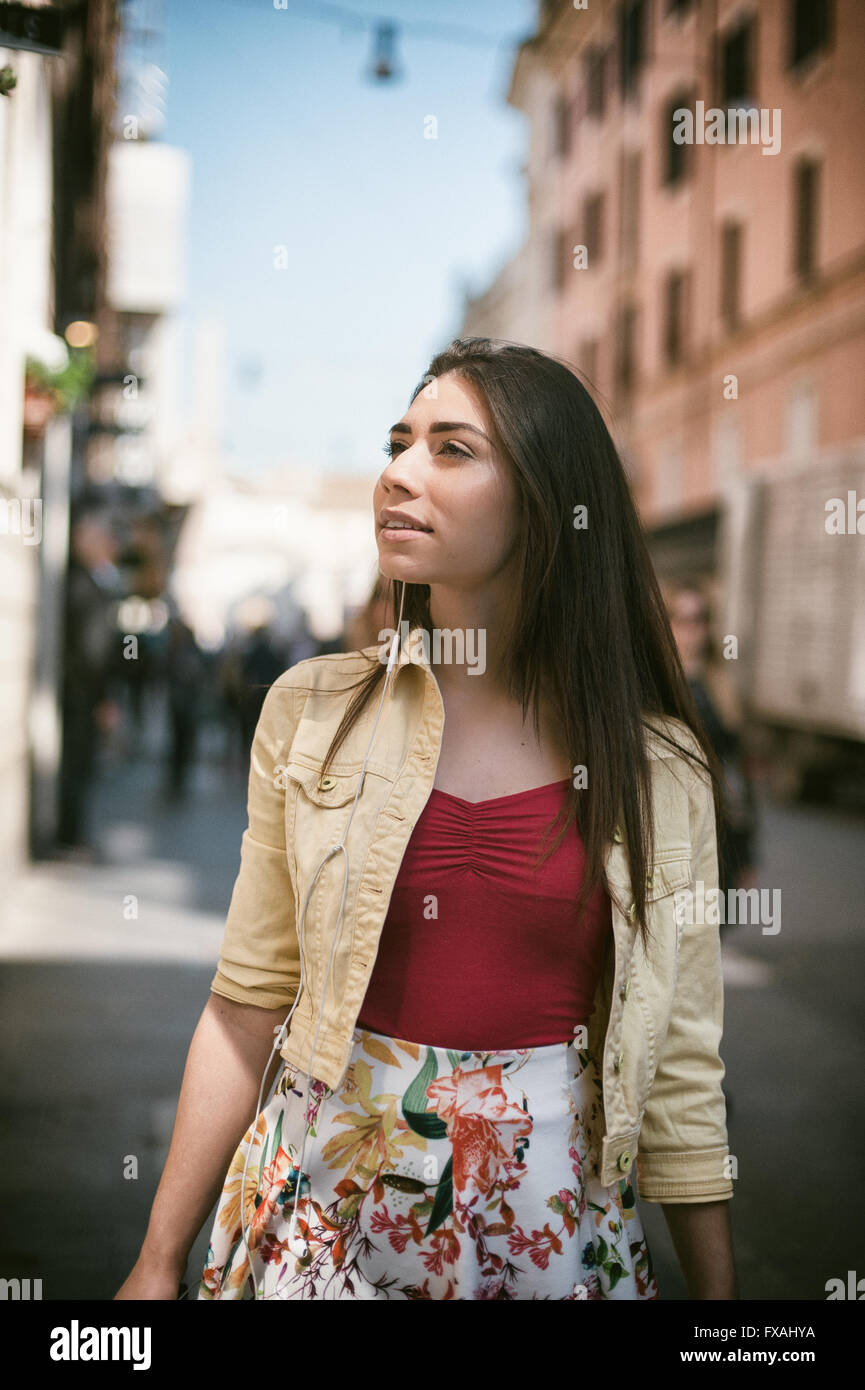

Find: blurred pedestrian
<box><xmin>237</xmin><ymin>624</ymin><xmax>286</xmax><ymax>755</ymax></box>
<box><xmin>665</xmin><ymin>577</ymin><xmax>759</xmax><ymax>907</ymax></box>
<box><xmin>57</xmin><ymin>510</ymin><xmax>123</xmax><ymax>857</ymax></box>
<box><xmin>163</xmin><ymin>616</ymin><xmax>207</xmax><ymax>800</ymax></box>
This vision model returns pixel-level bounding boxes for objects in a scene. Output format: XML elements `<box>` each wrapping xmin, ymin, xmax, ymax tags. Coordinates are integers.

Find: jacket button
<box><xmin>317</xmin><ymin>775</ymin><xmax>336</xmax><ymax>791</ymax></box>
<box><xmin>617</xmin><ymin>1150</ymin><xmax>633</xmax><ymax>1173</ymax></box>
<box><xmin>614</xmin><ymin>1049</ymin><xmax>625</xmax><ymax>1071</ymax></box>
<box><xmin>620</xmin><ymin>979</ymin><xmax>630</xmax><ymax>1000</ymax></box>
<box><xmin>628</xmin><ymin>902</ymin><xmax>637</xmax><ymax>923</ymax></box>
<box><xmin>646</xmin><ymin>870</ymin><xmax>654</xmax><ymax>886</ymax></box>
<box><xmin>613</xmin><ymin>825</ymin><xmax>623</xmax><ymax>843</ymax></box>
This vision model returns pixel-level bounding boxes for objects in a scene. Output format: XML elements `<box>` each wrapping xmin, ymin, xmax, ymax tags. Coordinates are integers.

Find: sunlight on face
<box><xmin>373</xmin><ymin>371</ymin><xmax>519</xmax><ymax>594</ymax></box>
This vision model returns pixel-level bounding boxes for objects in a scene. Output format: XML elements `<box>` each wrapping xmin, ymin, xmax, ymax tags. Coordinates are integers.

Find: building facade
<box><xmin>462</xmin><ymin>0</ymin><xmax>865</xmax><ymax>776</ymax></box>
<box><xmin>0</xmin><ymin>0</ymin><xmax>119</xmax><ymax>868</ymax></box>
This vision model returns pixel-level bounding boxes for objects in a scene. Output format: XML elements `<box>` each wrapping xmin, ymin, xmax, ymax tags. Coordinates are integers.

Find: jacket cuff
<box><xmin>209</xmin><ymin>973</ymin><xmax>297</xmax><ymax>1011</ymax></box>
<box><xmin>635</xmin><ymin>1145</ymin><xmax>734</xmax><ymax>1203</ymax></box>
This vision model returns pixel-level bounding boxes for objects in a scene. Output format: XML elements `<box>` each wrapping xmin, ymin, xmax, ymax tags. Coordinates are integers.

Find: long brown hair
<box><xmin>317</xmin><ymin>336</ymin><xmax>725</xmax><ymax>955</ymax></box>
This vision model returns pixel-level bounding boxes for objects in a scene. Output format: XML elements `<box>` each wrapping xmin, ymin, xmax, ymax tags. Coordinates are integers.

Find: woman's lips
<box><xmin>379</xmin><ymin>525</ymin><xmax>433</xmax><ymax>541</ymax></box>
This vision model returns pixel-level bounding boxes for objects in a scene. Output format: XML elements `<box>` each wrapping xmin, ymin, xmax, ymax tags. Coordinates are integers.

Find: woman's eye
<box><xmin>382</xmin><ymin>439</ymin><xmax>470</xmax><ymax>460</ymax></box>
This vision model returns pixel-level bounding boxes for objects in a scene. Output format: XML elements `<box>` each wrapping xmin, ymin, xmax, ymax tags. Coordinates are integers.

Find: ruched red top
<box><xmin>356</xmin><ymin>779</ymin><xmax>612</xmax><ymax>1050</ymax></box>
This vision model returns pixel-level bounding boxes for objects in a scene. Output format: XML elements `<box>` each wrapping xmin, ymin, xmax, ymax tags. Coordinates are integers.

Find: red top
<box><xmin>356</xmin><ymin>779</ymin><xmax>612</xmax><ymax>1051</ymax></box>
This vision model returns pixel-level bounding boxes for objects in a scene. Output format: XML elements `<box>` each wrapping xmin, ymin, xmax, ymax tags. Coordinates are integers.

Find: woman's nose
<box><xmin>382</xmin><ymin>451</ymin><xmax>424</xmax><ymax>491</ymax></box>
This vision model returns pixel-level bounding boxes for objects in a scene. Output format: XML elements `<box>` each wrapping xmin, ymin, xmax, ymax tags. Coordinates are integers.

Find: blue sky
<box><xmin>156</xmin><ymin>0</ymin><xmax>536</xmax><ymax>478</ymax></box>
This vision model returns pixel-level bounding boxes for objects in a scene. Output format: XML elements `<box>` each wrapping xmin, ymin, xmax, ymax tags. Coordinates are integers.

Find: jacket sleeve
<box><xmin>209</xmin><ymin>676</ymin><xmax>303</xmax><ymax>1010</ymax></box>
<box><xmin>636</xmin><ymin>752</ymin><xmax>734</xmax><ymax>1203</ymax></box>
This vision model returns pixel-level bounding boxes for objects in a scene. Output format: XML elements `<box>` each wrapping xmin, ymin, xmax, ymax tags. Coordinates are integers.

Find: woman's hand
<box><xmin>113</xmin><ymin>993</ymin><xmax>289</xmax><ymax>1303</ymax></box>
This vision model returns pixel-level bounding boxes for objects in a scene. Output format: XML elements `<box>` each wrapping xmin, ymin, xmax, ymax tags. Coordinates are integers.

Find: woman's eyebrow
<box><xmin>389</xmin><ymin>420</ymin><xmax>491</xmax><ymax>442</ymax></box>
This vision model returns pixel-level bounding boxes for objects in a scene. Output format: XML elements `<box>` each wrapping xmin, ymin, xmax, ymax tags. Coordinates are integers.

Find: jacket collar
<box><xmin>375</xmin><ymin>625</ymin><xmax>679</xmax><ymax>763</ymax></box>
<box><xmin>387</xmin><ymin>623</ymin><xmax>433</xmax><ymax>681</ymax></box>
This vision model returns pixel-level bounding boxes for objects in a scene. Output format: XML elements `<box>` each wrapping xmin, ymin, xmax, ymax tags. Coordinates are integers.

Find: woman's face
<box><xmin>373</xmin><ymin>370</ymin><xmax>519</xmax><ymax>593</ymax></box>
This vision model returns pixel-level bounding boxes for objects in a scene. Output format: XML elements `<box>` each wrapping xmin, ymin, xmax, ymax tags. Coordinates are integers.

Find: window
<box><xmin>553</xmin><ymin>91</ymin><xmax>572</xmax><ymax>158</ymax></box>
<box><xmin>713</xmin><ymin>411</ymin><xmax>742</xmax><ymax>489</ymax></box>
<box><xmin>784</xmin><ymin>381</ymin><xmax>817</xmax><ymax>467</ymax></box>
<box><xmin>793</xmin><ymin>157</ymin><xmax>820</xmax><ymax>280</ymax></box>
<box><xmin>789</xmin><ymin>0</ymin><xmax>832</xmax><ymax>69</ymax></box>
<box><xmin>720</xmin><ymin>221</ymin><xmax>742</xmax><ymax>328</ymax></box>
<box><xmin>615</xmin><ymin>303</ymin><xmax>639</xmax><ymax>395</ymax></box>
<box><xmin>619</xmin><ymin>149</ymin><xmax>641</xmax><ymax>270</ymax></box>
<box><xmin>663</xmin><ymin>89</ymin><xmax>695</xmax><ymax>186</ymax></box>
<box><xmin>583</xmin><ymin>191</ymin><xmax>605</xmax><ymax>263</ymax></box>
<box><xmin>663</xmin><ymin>268</ymin><xmax>690</xmax><ymax>365</ymax></box>
<box><xmin>619</xmin><ymin>0</ymin><xmax>647</xmax><ymax>98</ymax></box>
<box><xmin>552</xmin><ymin>226</ymin><xmax>569</xmax><ymax>291</ymax></box>
<box><xmin>718</xmin><ymin>17</ymin><xmax>756</xmax><ymax>106</ymax></box>
<box><xmin>584</xmin><ymin>44</ymin><xmax>606</xmax><ymax>119</ymax></box>
<box><xmin>656</xmin><ymin>440</ymin><xmax>684</xmax><ymax>512</ymax></box>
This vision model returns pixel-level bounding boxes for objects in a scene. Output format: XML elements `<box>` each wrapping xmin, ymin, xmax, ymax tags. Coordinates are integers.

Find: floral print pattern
<box><xmin>196</xmin><ymin>1028</ymin><xmax>659</xmax><ymax>1301</ymax></box>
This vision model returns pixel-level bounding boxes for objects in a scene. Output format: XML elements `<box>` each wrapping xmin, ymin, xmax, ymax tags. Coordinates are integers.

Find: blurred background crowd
<box><xmin>0</xmin><ymin>0</ymin><xmax>863</xmax><ymax>1302</ymax></box>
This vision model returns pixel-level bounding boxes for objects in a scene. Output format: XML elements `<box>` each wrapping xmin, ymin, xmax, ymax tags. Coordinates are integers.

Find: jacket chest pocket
<box><xmin>645</xmin><ymin>855</ymin><xmax>692</xmax><ymax>901</ymax></box>
<box><xmin>609</xmin><ymin>853</ymin><xmax>692</xmax><ymax>966</ymax></box>
<box><xmin>608</xmin><ymin>851</ymin><xmax>691</xmax><ymax>913</ymax></box>
<box><xmin>276</xmin><ymin>759</ymin><xmax>367</xmax><ymax>884</ymax></box>
<box><xmin>646</xmin><ymin>855</ymin><xmax>693</xmax><ymax>955</ymax></box>
<box><xmin>278</xmin><ymin>759</ymin><xmax>366</xmax><ymax>807</ymax></box>
<box><xmin>612</xmin><ymin>852</ymin><xmax>693</xmax><ymax>1074</ymax></box>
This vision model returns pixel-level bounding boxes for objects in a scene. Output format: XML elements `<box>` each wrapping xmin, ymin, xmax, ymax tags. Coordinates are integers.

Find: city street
<box><xmin>2</xmin><ymin>0</ymin><xmax>863</xmax><ymax>1327</ymax></box>
<box><xmin>0</xmin><ymin>700</ymin><xmax>246</xmax><ymax>1302</ymax></box>
<box><xmin>1</xmin><ymin>705</ymin><xmax>863</xmax><ymax>1301</ymax></box>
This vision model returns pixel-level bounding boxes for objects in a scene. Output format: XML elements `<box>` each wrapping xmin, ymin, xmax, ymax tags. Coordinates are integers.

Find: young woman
<box><xmin>116</xmin><ymin>337</ymin><xmax>738</xmax><ymax>1301</ymax></box>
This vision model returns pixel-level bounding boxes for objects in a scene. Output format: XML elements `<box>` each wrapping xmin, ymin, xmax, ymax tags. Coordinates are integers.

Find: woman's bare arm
<box><xmin>114</xmin><ymin>992</ymin><xmax>290</xmax><ymax>1300</ymax></box>
<box><xmin>661</xmin><ymin>1199</ymin><xmax>739</xmax><ymax>1299</ymax></box>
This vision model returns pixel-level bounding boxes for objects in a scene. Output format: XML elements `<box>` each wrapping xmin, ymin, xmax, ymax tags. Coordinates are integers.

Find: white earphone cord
<box><xmin>185</xmin><ymin>583</ymin><xmax>406</xmax><ymax>1301</ymax></box>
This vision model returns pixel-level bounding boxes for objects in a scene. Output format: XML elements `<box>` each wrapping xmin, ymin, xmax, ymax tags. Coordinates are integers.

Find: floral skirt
<box><xmin>196</xmin><ymin>1026</ymin><xmax>660</xmax><ymax>1301</ymax></box>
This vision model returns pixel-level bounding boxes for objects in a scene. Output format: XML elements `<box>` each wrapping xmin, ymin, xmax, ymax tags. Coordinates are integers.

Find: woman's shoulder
<box><xmin>642</xmin><ymin>712</ymin><xmax>705</xmax><ymax>765</ymax></box>
<box><xmin>270</xmin><ymin>647</ymin><xmax>382</xmax><ymax>695</ymax></box>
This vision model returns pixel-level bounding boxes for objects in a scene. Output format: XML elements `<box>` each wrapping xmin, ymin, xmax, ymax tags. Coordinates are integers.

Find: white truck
<box><xmin>730</xmin><ymin>453</ymin><xmax>865</xmax><ymax>802</ymax></box>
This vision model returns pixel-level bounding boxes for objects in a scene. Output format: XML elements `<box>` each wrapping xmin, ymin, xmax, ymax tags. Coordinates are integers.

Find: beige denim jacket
<box><xmin>211</xmin><ymin>638</ymin><xmax>734</xmax><ymax>1205</ymax></box>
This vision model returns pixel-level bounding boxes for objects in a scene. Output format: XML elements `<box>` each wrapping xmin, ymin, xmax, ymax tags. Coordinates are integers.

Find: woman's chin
<box><xmin>378</xmin><ymin>557</ymin><xmax>432</xmax><ymax>583</ymax></box>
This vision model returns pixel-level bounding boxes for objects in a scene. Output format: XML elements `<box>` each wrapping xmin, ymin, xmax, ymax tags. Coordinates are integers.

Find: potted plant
<box><xmin>23</xmin><ymin>334</ymin><xmax>95</xmax><ymax>438</ymax></box>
